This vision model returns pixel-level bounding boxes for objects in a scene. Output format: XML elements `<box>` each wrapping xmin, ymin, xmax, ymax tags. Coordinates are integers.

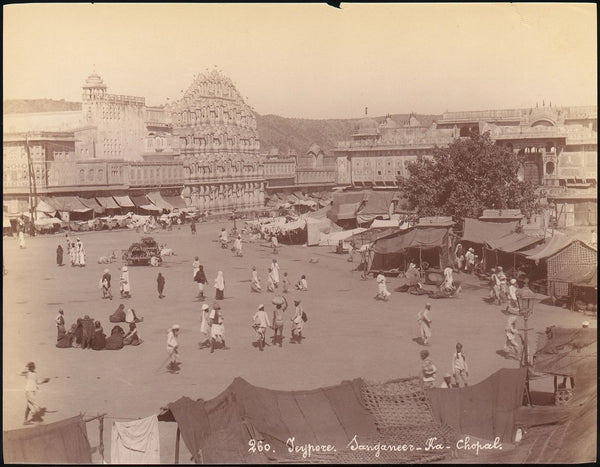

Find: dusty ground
<box><xmin>2</xmin><ymin>222</ymin><xmax>596</xmax><ymax>463</ymax></box>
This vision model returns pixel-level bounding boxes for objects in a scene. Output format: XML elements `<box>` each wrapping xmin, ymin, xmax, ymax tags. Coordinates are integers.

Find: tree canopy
<box><xmin>397</xmin><ymin>131</ymin><xmax>538</xmax><ymax>219</ymax></box>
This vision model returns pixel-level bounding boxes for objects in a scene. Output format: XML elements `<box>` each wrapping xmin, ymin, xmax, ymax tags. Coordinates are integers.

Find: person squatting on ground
<box><xmin>55</xmin><ymin>309</ymin><xmax>65</xmax><ymax>341</ymax></box>
<box><xmin>125</xmin><ymin>308</ymin><xmax>143</xmax><ymax>324</ymax></box>
<box><xmin>81</xmin><ymin>314</ymin><xmax>95</xmax><ymax>349</ymax></box>
<box><xmin>20</xmin><ymin>362</ymin><xmax>50</xmax><ymax>425</ymax></box>
<box><xmin>251</xmin><ymin>266</ymin><xmax>262</xmax><ymax>293</ymax></box>
<box><xmin>282</xmin><ymin>272</ymin><xmax>290</xmax><ymax>293</ymax></box>
<box><xmin>420</xmin><ymin>350</ymin><xmax>437</xmax><ymax>389</ymax></box>
<box><xmin>417</xmin><ymin>303</ymin><xmax>432</xmax><ymax>345</ymax></box>
<box><xmin>194</xmin><ymin>265</ymin><xmax>208</xmax><ymax>300</ymax></box>
<box><xmin>214</xmin><ymin>270</ymin><xmax>225</xmax><ymax>300</ymax></box>
<box><xmin>452</xmin><ymin>342</ymin><xmax>469</xmax><ymax>387</ymax></box>
<box><xmin>375</xmin><ymin>272</ymin><xmax>391</xmax><ymax>301</ymax></box>
<box><xmin>123</xmin><ymin>322</ymin><xmax>142</xmax><ymax>346</ymax></box>
<box><xmin>253</xmin><ymin>304</ymin><xmax>271</xmax><ymax>351</ymax></box>
<box><xmin>295</xmin><ymin>274</ymin><xmax>308</xmax><ymax>291</ymax></box>
<box><xmin>272</xmin><ymin>295</ymin><xmax>288</xmax><ymax>347</ymax></box>
<box><xmin>120</xmin><ymin>266</ymin><xmax>131</xmax><ymax>298</ymax></box>
<box><xmin>101</xmin><ymin>269</ymin><xmax>113</xmax><ymax>300</ymax></box>
<box><xmin>290</xmin><ymin>299</ymin><xmax>306</xmax><ymax>344</ymax></box>
<box><xmin>91</xmin><ymin>321</ymin><xmax>107</xmax><ymax>350</ymax></box>
<box><xmin>166</xmin><ymin>325</ymin><xmax>180</xmax><ymax>372</ymax></box>
<box><xmin>157</xmin><ymin>272</ymin><xmax>165</xmax><ymax>298</ymax></box>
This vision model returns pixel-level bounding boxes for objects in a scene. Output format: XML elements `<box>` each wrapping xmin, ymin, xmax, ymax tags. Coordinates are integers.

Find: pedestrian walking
<box><xmin>375</xmin><ymin>272</ymin><xmax>391</xmax><ymax>301</ymax></box>
<box><xmin>18</xmin><ymin>230</ymin><xmax>26</xmax><ymax>249</ymax></box>
<box><xmin>214</xmin><ymin>270</ymin><xmax>225</xmax><ymax>300</ymax></box>
<box><xmin>270</xmin><ymin>259</ymin><xmax>280</xmax><ymax>287</ymax></box>
<box><xmin>252</xmin><ymin>304</ymin><xmax>271</xmax><ymax>351</ymax></box>
<box><xmin>209</xmin><ymin>302</ymin><xmax>227</xmax><ymax>353</ymax></box>
<box><xmin>76</xmin><ymin>238</ymin><xmax>86</xmax><ymax>267</ymax></box>
<box><xmin>157</xmin><ymin>272</ymin><xmax>165</xmax><ymax>298</ymax></box>
<box><xmin>503</xmin><ymin>316</ymin><xmax>522</xmax><ymax>360</ymax></box>
<box><xmin>219</xmin><ymin>228</ymin><xmax>229</xmax><ymax>248</ymax></box>
<box><xmin>194</xmin><ymin>265</ymin><xmax>208</xmax><ymax>300</ymax></box>
<box><xmin>417</xmin><ymin>303</ymin><xmax>432</xmax><ymax>345</ymax></box>
<box><xmin>420</xmin><ymin>350</ymin><xmax>437</xmax><ymax>389</ymax></box>
<box><xmin>20</xmin><ymin>362</ymin><xmax>50</xmax><ymax>425</ymax></box>
<box><xmin>56</xmin><ymin>244</ymin><xmax>63</xmax><ymax>266</ymax></box>
<box><xmin>282</xmin><ymin>272</ymin><xmax>290</xmax><ymax>293</ymax></box>
<box><xmin>271</xmin><ymin>295</ymin><xmax>288</xmax><ymax>347</ymax></box>
<box><xmin>496</xmin><ymin>266</ymin><xmax>508</xmax><ymax>303</ymax></box>
<box><xmin>251</xmin><ymin>266</ymin><xmax>262</xmax><ymax>293</ymax></box>
<box><xmin>190</xmin><ymin>219</ymin><xmax>197</xmax><ymax>235</ymax></box>
<box><xmin>452</xmin><ymin>343</ymin><xmax>469</xmax><ymax>387</ymax></box>
<box><xmin>290</xmin><ymin>299</ymin><xmax>306</xmax><ymax>344</ymax></box>
<box><xmin>199</xmin><ymin>304</ymin><xmax>211</xmax><ymax>348</ymax></box>
<box><xmin>271</xmin><ymin>235</ymin><xmax>279</xmax><ymax>254</ymax></box>
<box><xmin>464</xmin><ymin>248</ymin><xmax>475</xmax><ymax>273</ymax></box>
<box><xmin>267</xmin><ymin>268</ymin><xmax>276</xmax><ymax>292</ymax></box>
<box><xmin>166</xmin><ymin>325</ymin><xmax>180</xmax><ymax>373</ymax></box>
<box><xmin>101</xmin><ymin>269</ymin><xmax>113</xmax><ymax>300</ymax></box>
<box><xmin>120</xmin><ymin>266</ymin><xmax>131</xmax><ymax>298</ymax></box>
<box><xmin>454</xmin><ymin>244</ymin><xmax>464</xmax><ymax>271</ymax></box>
<box><xmin>69</xmin><ymin>241</ymin><xmax>77</xmax><ymax>266</ymax></box>
<box><xmin>505</xmin><ymin>279</ymin><xmax>520</xmax><ymax>313</ymax></box>
<box><xmin>192</xmin><ymin>257</ymin><xmax>200</xmax><ymax>280</ymax></box>
<box><xmin>489</xmin><ymin>268</ymin><xmax>501</xmax><ymax>305</ymax></box>
<box><xmin>233</xmin><ymin>235</ymin><xmax>243</xmax><ymax>257</ymax></box>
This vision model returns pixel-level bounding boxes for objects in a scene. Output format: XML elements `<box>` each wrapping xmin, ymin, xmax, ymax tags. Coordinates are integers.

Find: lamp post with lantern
<box><xmin>517</xmin><ymin>279</ymin><xmax>537</xmax><ymax>406</ymax></box>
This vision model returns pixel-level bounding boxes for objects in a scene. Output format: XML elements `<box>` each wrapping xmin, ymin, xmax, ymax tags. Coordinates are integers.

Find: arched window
<box><xmin>545</xmin><ymin>161</ymin><xmax>555</xmax><ymax>175</ymax></box>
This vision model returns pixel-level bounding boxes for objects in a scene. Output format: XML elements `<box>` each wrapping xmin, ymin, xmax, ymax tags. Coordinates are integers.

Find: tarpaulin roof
<box><xmin>461</xmin><ymin>218</ymin><xmax>518</xmax><ymax>244</ymax></box>
<box><xmin>371</xmin><ymin>227</ymin><xmax>449</xmax><ymax>254</ymax></box>
<box><xmin>356</xmin><ymin>191</ymin><xmax>398</xmax><ymax>224</ymax></box>
<box><xmin>163</xmin><ymin>195</ymin><xmax>187</xmax><ymax>209</ymax></box>
<box><xmin>146</xmin><ymin>191</ymin><xmax>173</xmax><ymax>211</ymax></box>
<box><xmin>428</xmin><ymin>368</ymin><xmax>527</xmax><ymax>443</ymax></box>
<box><xmin>534</xmin><ymin>327</ymin><xmax>597</xmax><ymax>376</ymax></box>
<box><xmin>485</xmin><ymin>232</ymin><xmax>545</xmax><ymax>253</ymax></box>
<box><xmin>43</xmin><ymin>196</ymin><xmax>91</xmax><ymax>213</ymax></box>
<box><xmin>95</xmin><ymin>196</ymin><xmax>120</xmax><ymax>210</ymax></box>
<box><xmin>158</xmin><ymin>377</ymin><xmax>379</xmax><ymax>464</ymax></box>
<box><xmin>2</xmin><ymin>415</ymin><xmax>92</xmax><ymax>463</ymax></box>
<box><xmin>78</xmin><ymin>197</ymin><xmax>105</xmax><ymax>214</ymax></box>
<box><xmin>523</xmin><ymin>235</ymin><xmax>586</xmax><ymax>260</ymax></box>
<box><xmin>113</xmin><ymin>195</ymin><xmax>135</xmax><ymax>208</ymax></box>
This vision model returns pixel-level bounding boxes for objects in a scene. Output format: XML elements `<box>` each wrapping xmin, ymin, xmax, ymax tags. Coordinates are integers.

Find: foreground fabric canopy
<box><xmin>534</xmin><ymin>327</ymin><xmax>597</xmax><ymax>377</ymax></box>
<box><xmin>461</xmin><ymin>218</ymin><xmax>518</xmax><ymax>244</ymax></box>
<box><xmin>428</xmin><ymin>368</ymin><xmax>527</xmax><ymax>443</ymax></box>
<box><xmin>158</xmin><ymin>377</ymin><xmax>379</xmax><ymax>464</ymax></box>
<box><xmin>2</xmin><ymin>415</ymin><xmax>92</xmax><ymax>463</ymax></box>
<box><xmin>43</xmin><ymin>196</ymin><xmax>91</xmax><ymax>213</ymax></box>
<box><xmin>485</xmin><ymin>232</ymin><xmax>545</xmax><ymax>253</ymax></box>
<box><xmin>113</xmin><ymin>195</ymin><xmax>136</xmax><ymax>208</ymax></box>
<box><xmin>371</xmin><ymin>227</ymin><xmax>449</xmax><ymax>254</ymax></box>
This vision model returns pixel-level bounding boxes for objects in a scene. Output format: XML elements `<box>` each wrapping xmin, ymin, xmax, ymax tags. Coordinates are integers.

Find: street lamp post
<box><xmin>517</xmin><ymin>279</ymin><xmax>537</xmax><ymax>406</ymax></box>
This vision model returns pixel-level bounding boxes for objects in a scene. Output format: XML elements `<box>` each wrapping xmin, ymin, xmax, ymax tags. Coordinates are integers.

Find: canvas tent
<box><xmin>3</xmin><ymin>415</ymin><xmax>92</xmax><ymax>464</ymax></box>
<box><xmin>369</xmin><ymin>227</ymin><xmax>451</xmax><ymax>272</ymax></box>
<box><xmin>356</xmin><ymin>191</ymin><xmax>398</xmax><ymax>225</ymax></box>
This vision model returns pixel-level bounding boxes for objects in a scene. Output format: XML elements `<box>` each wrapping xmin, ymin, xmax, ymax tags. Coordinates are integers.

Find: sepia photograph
<box><xmin>2</xmin><ymin>2</ymin><xmax>597</xmax><ymax>464</ymax></box>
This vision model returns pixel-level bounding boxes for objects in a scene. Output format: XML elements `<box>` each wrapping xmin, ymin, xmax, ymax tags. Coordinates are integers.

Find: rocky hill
<box><xmin>3</xmin><ymin>99</ymin><xmax>441</xmax><ymax>156</ymax></box>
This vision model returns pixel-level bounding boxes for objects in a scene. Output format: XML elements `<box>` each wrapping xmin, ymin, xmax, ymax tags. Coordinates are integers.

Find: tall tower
<box><xmin>81</xmin><ymin>73</ymin><xmax>107</xmax><ymax>123</ymax></box>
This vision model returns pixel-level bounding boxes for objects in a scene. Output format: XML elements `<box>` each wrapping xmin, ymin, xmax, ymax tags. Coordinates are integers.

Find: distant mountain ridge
<box><xmin>3</xmin><ymin>99</ymin><xmax>441</xmax><ymax>156</ymax></box>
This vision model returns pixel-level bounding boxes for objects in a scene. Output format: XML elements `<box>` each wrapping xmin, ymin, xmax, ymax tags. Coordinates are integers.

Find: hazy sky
<box><xmin>3</xmin><ymin>3</ymin><xmax>597</xmax><ymax>119</ymax></box>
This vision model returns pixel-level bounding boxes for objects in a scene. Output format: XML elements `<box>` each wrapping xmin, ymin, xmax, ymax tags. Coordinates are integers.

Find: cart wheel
<box><xmin>555</xmin><ymin>388</ymin><xmax>573</xmax><ymax>405</ymax></box>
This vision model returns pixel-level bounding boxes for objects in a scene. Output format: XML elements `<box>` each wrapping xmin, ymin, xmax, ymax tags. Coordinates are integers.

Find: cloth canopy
<box><xmin>78</xmin><ymin>197</ymin><xmax>105</xmax><ymax>214</ymax></box>
<box><xmin>163</xmin><ymin>195</ymin><xmax>187</xmax><ymax>209</ymax></box>
<box><xmin>95</xmin><ymin>196</ymin><xmax>120</xmax><ymax>210</ymax></box>
<box><xmin>113</xmin><ymin>195</ymin><xmax>136</xmax><ymax>208</ymax></box>
<box><xmin>318</xmin><ymin>227</ymin><xmax>366</xmax><ymax>246</ymax></box>
<box><xmin>522</xmin><ymin>233</ymin><xmax>575</xmax><ymax>260</ymax></box>
<box><xmin>534</xmin><ymin>327</ymin><xmax>597</xmax><ymax>377</ymax></box>
<box><xmin>356</xmin><ymin>191</ymin><xmax>398</xmax><ymax>225</ymax></box>
<box><xmin>371</xmin><ymin>227</ymin><xmax>449</xmax><ymax>254</ymax></box>
<box><xmin>43</xmin><ymin>196</ymin><xmax>91</xmax><ymax>213</ymax></box>
<box><xmin>111</xmin><ymin>415</ymin><xmax>160</xmax><ymax>464</ymax></box>
<box><xmin>146</xmin><ymin>192</ymin><xmax>173</xmax><ymax>211</ymax></box>
<box><xmin>428</xmin><ymin>368</ymin><xmax>527</xmax><ymax>443</ymax></box>
<box><xmin>36</xmin><ymin>199</ymin><xmax>58</xmax><ymax>216</ymax></box>
<box><xmin>158</xmin><ymin>377</ymin><xmax>378</xmax><ymax>464</ymax></box>
<box><xmin>461</xmin><ymin>218</ymin><xmax>518</xmax><ymax>244</ymax></box>
<box><xmin>485</xmin><ymin>232</ymin><xmax>545</xmax><ymax>253</ymax></box>
<box><xmin>130</xmin><ymin>195</ymin><xmax>161</xmax><ymax>213</ymax></box>
<box><xmin>328</xmin><ymin>203</ymin><xmax>360</xmax><ymax>222</ymax></box>
<box><xmin>2</xmin><ymin>415</ymin><xmax>92</xmax><ymax>463</ymax></box>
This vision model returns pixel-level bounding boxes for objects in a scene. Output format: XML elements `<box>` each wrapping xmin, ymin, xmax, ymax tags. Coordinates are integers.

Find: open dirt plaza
<box><xmin>2</xmin><ymin>221</ymin><xmax>596</xmax><ymax>463</ymax></box>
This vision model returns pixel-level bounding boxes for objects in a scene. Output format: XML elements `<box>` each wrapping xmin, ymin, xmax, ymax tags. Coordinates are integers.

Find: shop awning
<box><xmin>130</xmin><ymin>195</ymin><xmax>161</xmax><ymax>213</ymax></box>
<box><xmin>521</xmin><ymin>233</ymin><xmax>576</xmax><ymax>260</ymax></box>
<box><xmin>163</xmin><ymin>195</ymin><xmax>187</xmax><ymax>209</ymax></box>
<box><xmin>372</xmin><ymin>227</ymin><xmax>449</xmax><ymax>254</ymax></box>
<box><xmin>146</xmin><ymin>191</ymin><xmax>174</xmax><ymax>211</ymax></box>
<box><xmin>43</xmin><ymin>196</ymin><xmax>92</xmax><ymax>213</ymax></box>
<box><xmin>95</xmin><ymin>196</ymin><xmax>120</xmax><ymax>210</ymax></box>
<box><xmin>485</xmin><ymin>232</ymin><xmax>545</xmax><ymax>253</ymax></box>
<box><xmin>36</xmin><ymin>199</ymin><xmax>58</xmax><ymax>216</ymax></box>
<box><xmin>78</xmin><ymin>197</ymin><xmax>105</xmax><ymax>214</ymax></box>
<box><xmin>462</xmin><ymin>218</ymin><xmax>518</xmax><ymax>245</ymax></box>
<box><xmin>113</xmin><ymin>195</ymin><xmax>136</xmax><ymax>208</ymax></box>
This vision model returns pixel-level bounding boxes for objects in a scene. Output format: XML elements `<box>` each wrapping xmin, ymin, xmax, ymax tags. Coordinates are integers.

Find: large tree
<box><xmin>398</xmin><ymin>131</ymin><xmax>538</xmax><ymax>218</ymax></box>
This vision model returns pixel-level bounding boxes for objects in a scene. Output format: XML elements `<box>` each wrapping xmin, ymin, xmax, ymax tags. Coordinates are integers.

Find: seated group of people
<box><xmin>55</xmin><ymin>305</ymin><xmax>143</xmax><ymax>350</ymax></box>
